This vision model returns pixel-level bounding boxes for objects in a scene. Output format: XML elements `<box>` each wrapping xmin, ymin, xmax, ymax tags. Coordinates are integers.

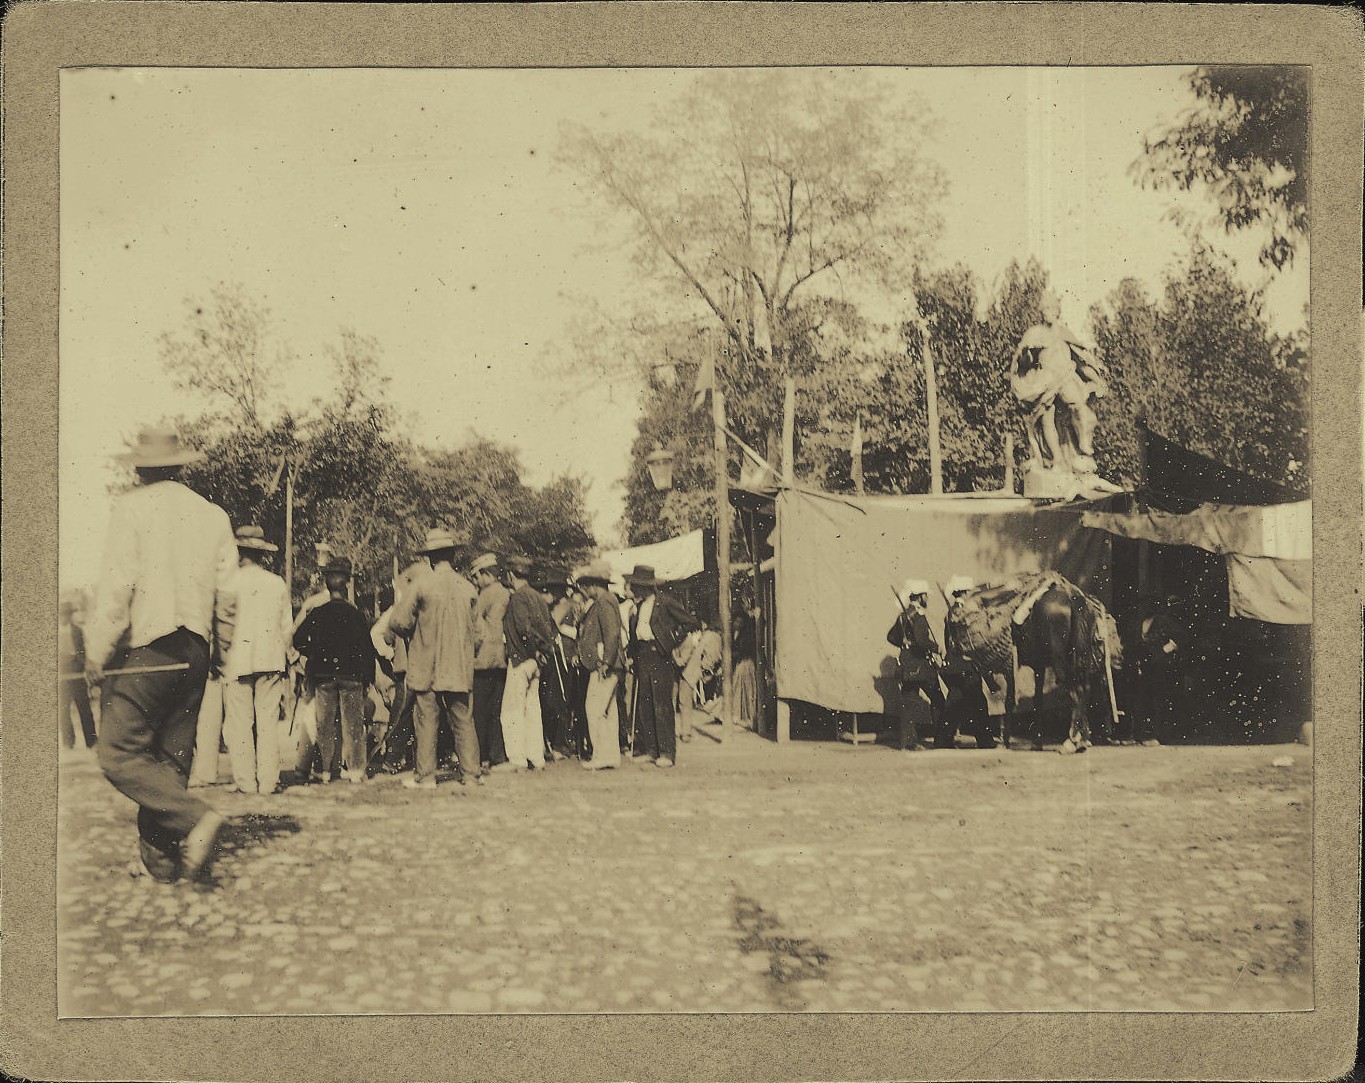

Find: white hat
<box><xmin>898</xmin><ymin>578</ymin><xmax>931</xmax><ymax>602</ymax></box>
<box><xmin>944</xmin><ymin>575</ymin><xmax>976</xmax><ymax>597</ymax></box>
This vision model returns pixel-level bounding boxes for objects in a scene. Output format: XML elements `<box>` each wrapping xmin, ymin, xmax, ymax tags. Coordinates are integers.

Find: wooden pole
<box><xmin>1003</xmin><ymin>432</ymin><xmax>1016</xmax><ymax>494</ymax></box>
<box><xmin>781</xmin><ymin>377</ymin><xmax>796</xmax><ymax>486</ymax></box>
<box><xmin>921</xmin><ymin>329</ymin><xmax>943</xmax><ymax>495</ymax></box>
<box><xmin>852</xmin><ymin>413</ymin><xmax>866</xmax><ymax>495</ymax></box>
<box><xmin>713</xmin><ymin>383</ymin><xmax>734</xmax><ymax>745</ymax></box>
<box><xmin>284</xmin><ymin>464</ymin><xmax>295</xmax><ymax>607</ymax></box>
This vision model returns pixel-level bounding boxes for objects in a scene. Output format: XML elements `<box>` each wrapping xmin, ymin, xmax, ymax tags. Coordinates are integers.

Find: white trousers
<box><xmin>584</xmin><ymin>671</ymin><xmax>621</xmax><ymax>769</ymax></box>
<box><xmin>190</xmin><ymin>677</ymin><xmax>224</xmax><ymax>785</ymax></box>
<box><xmin>223</xmin><ymin>672</ymin><xmax>284</xmax><ymax>794</ymax></box>
<box><xmin>500</xmin><ymin>659</ymin><xmax>546</xmax><ymax>768</ymax></box>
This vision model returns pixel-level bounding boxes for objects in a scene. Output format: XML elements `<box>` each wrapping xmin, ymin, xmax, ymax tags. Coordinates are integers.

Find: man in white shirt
<box><xmin>84</xmin><ymin>427</ymin><xmax>239</xmax><ymax>884</ymax></box>
<box><xmin>220</xmin><ymin>525</ymin><xmax>294</xmax><ymax>796</ymax></box>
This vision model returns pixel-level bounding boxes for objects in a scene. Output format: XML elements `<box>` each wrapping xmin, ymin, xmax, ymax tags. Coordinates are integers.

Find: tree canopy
<box><xmin>140</xmin><ymin>285</ymin><xmax>596</xmax><ymax>608</ymax></box>
<box><xmin>1136</xmin><ymin>65</ymin><xmax>1308</xmax><ymax>270</ymax></box>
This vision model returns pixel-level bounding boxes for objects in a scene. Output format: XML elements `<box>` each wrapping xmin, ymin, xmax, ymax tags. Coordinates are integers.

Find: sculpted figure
<box><xmin>1008</xmin><ymin>291</ymin><xmax>1108</xmax><ymax>472</ymax></box>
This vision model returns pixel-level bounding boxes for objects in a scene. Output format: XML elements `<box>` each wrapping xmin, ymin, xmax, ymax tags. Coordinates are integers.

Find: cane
<box><xmin>627</xmin><ymin>662</ymin><xmax>641</xmax><ymax>752</ymax></box>
<box><xmin>62</xmin><ymin>662</ymin><xmax>191</xmax><ymax>680</ymax></box>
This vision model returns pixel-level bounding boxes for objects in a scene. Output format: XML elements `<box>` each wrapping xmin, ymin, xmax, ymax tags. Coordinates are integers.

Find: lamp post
<box><xmin>645</xmin><ymin>448</ymin><xmax>675</xmax><ymax>492</ymax></box>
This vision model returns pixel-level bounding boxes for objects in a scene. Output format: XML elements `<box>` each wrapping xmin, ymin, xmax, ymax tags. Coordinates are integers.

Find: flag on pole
<box><xmin>263</xmin><ymin>453</ymin><xmax>287</xmax><ymax>498</ymax></box>
<box><xmin>691</xmin><ymin>348</ymin><xmax>714</xmax><ymax>413</ymax></box>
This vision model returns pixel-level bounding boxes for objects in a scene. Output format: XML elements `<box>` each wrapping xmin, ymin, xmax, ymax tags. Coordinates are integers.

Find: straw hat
<box><xmin>234</xmin><ymin>525</ymin><xmax>278</xmax><ymax>553</ymax></box>
<box><xmin>575</xmin><ymin>559</ymin><xmax>613</xmax><ymax>587</ymax></box>
<box><xmin>119</xmin><ymin>425</ymin><xmax>202</xmax><ymax>468</ymax></box>
<box><xmin>898</xmin><ymin>578</ymin><xmax>931</xmax><ymax>603</ymax></box>
<box><xmin>416</xmin><ymin>527</ymin><xmax>459</xmax><ymax>554</ymax></box>
<box><xmin>468</xmin><ymin>552</ymin><xmax>500</xmax><ymax>576</ymax></box>
<box><xmin>944</xmin><ymin>575</ymin><xmax>976</xmax><ymax>597</ymax></box>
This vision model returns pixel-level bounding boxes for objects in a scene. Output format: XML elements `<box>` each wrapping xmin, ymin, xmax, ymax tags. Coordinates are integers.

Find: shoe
<box><xmin>342</xmin><ymin>769</ymin><xmax>366</xmax><ymax>784</ymax></box>
<box><xmin>654</xmin><ymin>757</ymin><xmax>675</xmax><ymax>769</ymax></box>
<box><xmin>138</xmin><ymin>839</ymin><xmax>180</xmax><ymax>883</ymax></box>
<box><xmin>181</xmin><ymin>811</ymin><xmax>227</xmax><ymax>882</ymax></box>
<box><xmin>631</xmin><ymin>752</ymin><xmax>654</xmax><ymax>763</ymax></box>
<box><xmin>225</xmin><ymin>782</ymin><xmax>257</xmax><ymax>794</ymax></box>
<box><xmin>1139</xmin><ymin>738</ymin><xmax>1163</xmax><ymax>747</ymax></box>
<box><xmin>1059</xmin><ymin>739</ymin><xmax>1082</xmax><ymax>755</ymax></box>
<box><xmin>401</xmin><ymin>776</ymin><xmax>437</xmax><ymax>790</ymax></box>
<box><xmin>310</xmin><ymin>772</ymin><xmax>331</xmax><ymax>785</ymax></box>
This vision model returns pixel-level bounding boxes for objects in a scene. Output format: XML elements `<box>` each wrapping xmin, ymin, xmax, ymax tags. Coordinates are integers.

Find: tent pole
<box><xmin>713</xmin><ymin>383</ymin><xmax>734</xmax><ymax>745</ymax></box>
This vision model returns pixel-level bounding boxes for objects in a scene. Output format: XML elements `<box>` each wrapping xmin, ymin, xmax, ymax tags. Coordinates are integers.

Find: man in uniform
<box><xmin>83</xmin><ymin>426</ymin><xmax>238</xmax><ymax>883</ymax></box>
<box><xmin>886</xmin><ymin>579</ymin><xmax>943</xmax><ymax>752</ymax></box>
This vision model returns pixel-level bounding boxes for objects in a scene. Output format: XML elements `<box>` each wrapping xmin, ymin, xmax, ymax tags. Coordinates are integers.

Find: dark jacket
<box><xmin>630</xmin><ymin>591</ymin><xmax>700</xmax><ymax>659</ymax></box>
<box><xmin>577</xmin><ymin>595</ymin><xmax>625</xmax><ymax>672</ymax></box>
<box><xmin>294</xmin><ymin>598</ymin><xmax>377</xmax><ymax>684</ymax></box>
<box><xmin>503</xmin><ymin>585</ymin><xmax>557</xmax><ymax>667</ymax></box>
<box><xmin>887</xmin><ymin>610</ymin><xmax>939</xmax><ymax>687</ymax></box>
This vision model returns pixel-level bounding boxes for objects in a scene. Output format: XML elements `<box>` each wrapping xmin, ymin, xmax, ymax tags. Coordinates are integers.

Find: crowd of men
<box><xmin>68</xmin><ymin>427</ymin><xmax>719</xmax><ymax>885</ymax></box>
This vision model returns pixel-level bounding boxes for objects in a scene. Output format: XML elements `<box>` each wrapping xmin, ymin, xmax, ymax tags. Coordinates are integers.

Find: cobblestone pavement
<box><xmin>57</xmin><ymin>722</ymin><xmax>1313</xmax><ymax>1017</ymax></box>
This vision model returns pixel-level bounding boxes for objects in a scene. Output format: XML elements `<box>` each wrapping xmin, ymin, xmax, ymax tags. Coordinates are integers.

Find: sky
<box><xmin>59</xmin><ymin>66</ymin><xmax>1309</xmax><ymax>588</ymax></box>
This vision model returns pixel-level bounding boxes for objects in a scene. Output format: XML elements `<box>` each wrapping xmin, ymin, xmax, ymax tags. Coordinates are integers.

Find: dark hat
<box><xmin>624</xmin><ymin>564</ymin><xmax>660</xmax><ymax>587</ymax></box>
<box><xmin>531</xmin><ymin>565</ymin><xmax>570</xmax><ymax>591</ymax></box>
<box><xmin>322</xmin><ymin>555</ymin><xmax>353</xmax><ymax>577</ymax></box>
<box><xmin>574</xmin><ymin>558</ymin><xmax>613</xmax><ymax>587</ymax></box>
<box><xmin>119</xmin><ymin>425</ymin><xmax>203</xmax><ymax>468</ymax></box>
<box><xmin>234</xmin><ymin>524</ymin><xmax>279</xmax><ymax>553</ymax></box>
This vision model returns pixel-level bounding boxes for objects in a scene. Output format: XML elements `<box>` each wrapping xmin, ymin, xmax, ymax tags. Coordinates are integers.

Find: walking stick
<box><xmin>63</xmin><ymin>662</ymin><xmax>191</xmax><ymax>680</ymax></box>
<box><xmin>1100</xmin><ymin>617</ymin><xmax>1122</xmax><ymax>739</ymax></box>
<box><xmin>628</xmin><ymin>660</ymin><xmax>641</xmax><ymax>752</ymax></box>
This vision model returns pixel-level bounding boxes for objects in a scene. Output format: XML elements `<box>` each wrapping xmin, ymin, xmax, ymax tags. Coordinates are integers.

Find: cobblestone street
<box><xmin>57</xmin><ymin>724</ymin><xmax>1313</xmax><ymax>1017</ymax></box>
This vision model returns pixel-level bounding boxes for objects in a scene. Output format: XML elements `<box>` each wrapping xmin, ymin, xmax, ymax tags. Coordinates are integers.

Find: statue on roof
<box><xmin>1008</xmin><ymin>291</ymin><xmax>1113</xmax><ymax>496</ymax></box>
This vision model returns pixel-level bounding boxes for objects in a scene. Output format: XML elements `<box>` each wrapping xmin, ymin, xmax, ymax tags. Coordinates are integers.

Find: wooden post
<box><xmin>921</xmin><ymin>329</ymin><xmax>943</xmax><ymax>495</ymax></box>
<box><xmin>713</xmin><ymin>384</ymin><xmax>734</xmax><ymax>745</ymax></box>
<box><xmin>1003</xmin><ymin>432</ymin><xmax>1016</xmax><ymax>494</ymax></box>
<box><xmin>851</xmin><ymin>413</ymin><xmax>865</xmax><ymax>495</ymax></box>
<box><xmin>782</xmin><ymin>377</ymin><xmax>796</xmax><ymax>486</ymax></box>
<box><xmin>284</xmin><ymin>465</ymin><xmax>295</xmax><ymax>606</ymax></box>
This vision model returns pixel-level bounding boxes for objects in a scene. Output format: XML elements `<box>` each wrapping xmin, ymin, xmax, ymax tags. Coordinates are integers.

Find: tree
<box><xmin>561</xmin><ymin>69</ymin><xmax>946</xmax><ymax>417</ymax></box>
<box><xmin>1136</xmin><ymin>66</ymin><xmax>1308</xmax><ymax>270</ymax></box>
<box><xmin>158</xmin><ymin>283</ymin><xmax>291</xmax><ymax>429</ymax></box>
<box><xmin>1090</xmin><ymin>243</ymin><xmax>1308</xmax><ymax>489</ymax></box>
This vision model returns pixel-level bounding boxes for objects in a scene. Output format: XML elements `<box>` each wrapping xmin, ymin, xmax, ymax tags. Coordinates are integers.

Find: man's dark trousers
<box><xmin>60</xmin><ymin>676</ymin><xmax>98</xmax><ymax>748</ymax></box>
<box><xmin>473</xmin><ymin>668</ymin><xmax>508</xmax><ymax>766</ymax></box>
<box><xmin>632</xmin><ymin>643</ymin><xmax>677</xmax><ymax>761</ymax></box>
<box><xmin>97</xmin><ymin>628</ymin><xmax>212</xmax><ymax>857</ymax></box>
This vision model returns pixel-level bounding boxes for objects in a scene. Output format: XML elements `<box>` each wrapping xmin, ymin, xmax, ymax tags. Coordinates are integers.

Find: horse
<box><xmin>946</xmin><ymin>575</ymin><xmax>1120</xmax><ymax>753</ymax></box>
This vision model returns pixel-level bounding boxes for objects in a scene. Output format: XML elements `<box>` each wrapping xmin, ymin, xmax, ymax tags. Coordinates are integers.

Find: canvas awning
<box><xmin>774</xmin><ymin>489</ymin><xmax>1111</xmax><ymax>714</ymax></box>
<box><xmin>1081</xmin><ymin>501</ymin><xmax>1312</xmax><ymax>624</ymax></box>
<box><xmin>600</xmin><ymin>529</ymin><xmax>705</xmax><ymax>585</ymax></box>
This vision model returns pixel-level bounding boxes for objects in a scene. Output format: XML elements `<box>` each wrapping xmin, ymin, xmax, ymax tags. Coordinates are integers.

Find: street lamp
<box><xmin>645</xmin><ymin>447</ymin><xmax>675</xmax><ymax>491</ymax></box>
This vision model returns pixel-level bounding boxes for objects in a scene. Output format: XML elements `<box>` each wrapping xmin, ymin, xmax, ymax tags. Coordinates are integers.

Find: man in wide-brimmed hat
<box><xmin>293</xmin><ymin>556</ymin><xmax>377</xmax><ymax>784</ymax></box>
<box><xmin>624</xmin><ymin>564</ymin><xmax>699</xmax><ymax>769</ymax></box>
<box><xmin>886</xmin><ymin>578</ymin><xmax>943</xmax><ymax>752</ymax></box>
<box><xmin>84</xmin><ymin>425</ymin><xmax>239</xmax><ymax>883</ymax></box>
<box><xmin>500</xmin><ymin>554</ymin><xmax>557</xmax><ymax>770</ymax></box>
<box><xmin>574</xmin><ymin>559</ymin><xmax>625</xmax><ymax>771</ymax></box>
<box><xmin>467</xmin><ymin>552</ymin><xmax>510</xmax><ymax>771</ymax></box>
<box><xmin>388</xmin><ymin>527</ymin><xmax>481</xmax><ymax>789</ymax></box>
<box><xmin>218</xmin><ymin>525</ymin><xmax>295</xmax><ymax>795</ymax></box>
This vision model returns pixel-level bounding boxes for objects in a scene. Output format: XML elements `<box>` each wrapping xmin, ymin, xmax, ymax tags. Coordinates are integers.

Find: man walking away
<box><xmin>388</xmin><ymin>528</ymin><xmax>481</xmax><ymax>790</ymax></box>
<box><xmin>293</xmin><ymin>557</ymin><xmax>376</xmax><ymax>784</ymax></box>
<box><xmin>59</xmin><ymin>597</ymin><xmax>98</xmax><ymax>752</ymax></box>
<box><xmin>501</xmin><ymin>555</ymin><xmax>557</xmax><ymax>771</ymax></box>
<box><xmin>625</xmin><ymin>565</ymin><xmax>699</xmax><ymax>769</ymax></box>
<box><xmin>220</xmin><ymin>526</ymin><xmax>294</xmax><ymax>795</ymax></box>
<box><xmin>83</xmin><ymin>426</ymin><xmax>238</xmax><ymax>883</ymax></box>
<box><xmin>469</xmin><ymin>552</ymin><xmax>510</xmax><ymax>770</ymax></box>
<box><xmin>575</xmin><ymin>560</ymin><xmax>624</xmax><ymax>771</ymax></box>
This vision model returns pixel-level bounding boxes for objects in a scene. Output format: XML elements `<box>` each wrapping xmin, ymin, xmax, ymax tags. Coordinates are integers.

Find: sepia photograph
<box><xmin>48</xmin><ymin>58</ymin><xmax>1322</xmax><ymax>1023</ymax></box>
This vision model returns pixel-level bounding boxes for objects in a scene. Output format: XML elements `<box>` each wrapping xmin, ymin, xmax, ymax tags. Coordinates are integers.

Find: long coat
<box><xmin>388</xmin><ymin>564</ymin><xmax>477</xmax><ymax>693</ymax></box>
